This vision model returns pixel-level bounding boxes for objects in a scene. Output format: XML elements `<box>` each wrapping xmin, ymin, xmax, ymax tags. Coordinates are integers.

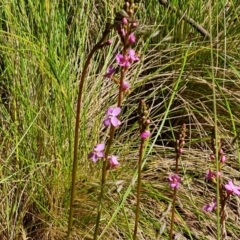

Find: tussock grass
<box><xmin>1</xmin><ymin>0</ymin><xmax>240</xmax><ymax>239</ymax></box>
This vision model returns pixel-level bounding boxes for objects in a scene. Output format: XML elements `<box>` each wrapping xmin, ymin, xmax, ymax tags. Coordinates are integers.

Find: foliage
<box><xmin>1</xmin><ymin>0</ymin><xmax>240</xmax><ymax>239</ymax></box>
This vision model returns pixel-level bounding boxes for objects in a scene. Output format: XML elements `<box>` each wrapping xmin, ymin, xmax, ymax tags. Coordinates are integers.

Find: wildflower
<box><xmin>122</xmin><ymin>81</ymin><xmax>130</xmax><ymax>91</ymax></box>
<box><xmin>103</xmin><ymin>65</ymin><xmax>116</xmax><ymax>78</ymax></box>
<box><xmin>202</xmin><ymin>199</ymin><xmax>217</xmax><ymax>212</ymax></box>
<box><xmin>103</xmin><ymin>107</ymin><xmax>121</xmax><ymax>127</ymax></box>
<box><xmin>224</xmin><ymin>180</ymin><xmax>240</xmax><ymax>196</ymax></box>
<box><xmin>116</xmin><ymin>49</ymin><xmax>139</xmax><ymax>67</ymax></box>
<box><xmin>128</xmin><ymin>49</ymin><xmax>139</xmax><ymax>62</ymax></box>
<box><xmin>88</xmin><ymin>143</ymin><xmax>105</xmax><ymax>162</ymax></box>
<box><xmin>140</xmin><ymin>130</ymin><xmax>150</xmax><ymax>139</ymax></box>
<box><xmin>108</xmin><ymin>155</ymin><xmax>120</xmax><ymax>168</ymax></box>
<box><xmin>128</xmin><ymin>33</ymin><xmax>136</xmax><ymax>43</ymax></box>
<box><xmin>116</xmin><ymin>53</ymin><xmax>130</xmax><ymax>67</ymax></box>
<box><xmin>205</xmin><ymin>169</ymin><xmax>216</xmax><ymax>181</ymax></box>
<box><xmin>168</xmin><ymin>174</ymin><xmax>181</xmax><ymax>189</ymax></box>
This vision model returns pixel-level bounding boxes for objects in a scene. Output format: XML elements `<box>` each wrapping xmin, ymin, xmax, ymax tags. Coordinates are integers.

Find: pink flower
<box><xmin>205</xmin><ymin>170</ymin><xmax>221</xmax><ymax>181</ymax></box>
<box><xmin>116</xmin><ymin>49</ymin><xmax>139</xmax><ymax>67</ymax></box>
<box><xmin>122</xmin><ymin>81</ymin><xmax>130</xmax><ymax>91</ymax></box>
<box><xmin>140</xmin><ymin>130</ymin><xmax>151</xmax><ymax>139</ymax></box>
<box><xmin>88</xmin><ymin>143</ymin><xmax>105</xmax><ymax>162</ymax></box>
<box><xmin>205</xmin><ymin>169</ymin><xmax>216</xmax><ymax>180</ymax></box>
<box><xmin>128</xmin><ymin>49</ymin><xmax>139</xmax><ymax>62</ymax></box>
<box><xmin>108</xmin><ymin>155</ymin><xmax>120</xmax><ymax>168</ymax></box>
<box><xmin>103</xmin><ymin>107</ymin><xmax>121</xmax><ymax>127</ymax></box>
<box><xmin>128</xmin><ymin>33</ymin><xmax>136</xmax><ymax>43</ymax></box>
<box><xmin>103</xmin><ymin>65</ymin><xmax>116</xmax><ymax>78</ymax></box>
<box><xmin>168</xmin><ymin>174</ymin><xmax>181</xmax><ymax>189</ymax></box>
<box><xmin>116</xmin><ymin>53</ymin><xmax>130</xmax><ymax>67</ymax></box>
<box><xmin>202</xmin><ymin>199</ymin><xmax>217</xmax><ymax>212</ymax></box>
<box><xmin>224</xmin><ymin>180</ymin><xmax>240</xmax><ymax>196</ymax></box>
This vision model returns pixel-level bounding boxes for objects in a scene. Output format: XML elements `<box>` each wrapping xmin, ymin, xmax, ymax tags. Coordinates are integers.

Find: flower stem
<box><xmin>67</xmin><ymin>25</ymin><xmax>111</xmax><ymax>240</ymax></box>
<box><xmin>169</xmin><ymin>187</ymin><xmax>177</xmax><ymax>240</ymax></box>
<box><xmin>93</xmin><ymin>42</ymin><xmax>127</xmax><ymax>239</ymax></box>
<box><xmin>93</xmin><ymin>126</ymin><xmax>115</xmax><ymax>240</ymax></box>
<box><xmin>133</xmin><ymin>138</ymin><xmax>144</xmax><ymax>239</ymax></box>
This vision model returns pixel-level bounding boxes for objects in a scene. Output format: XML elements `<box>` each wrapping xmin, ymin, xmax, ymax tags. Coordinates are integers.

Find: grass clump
<box><xmin>1</xmin><ymin>0</ymin><xmax>240</xmax><ymax>239</ymax></box>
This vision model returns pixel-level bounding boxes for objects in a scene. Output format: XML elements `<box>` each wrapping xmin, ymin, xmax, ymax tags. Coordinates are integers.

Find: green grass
<box><xmin>1</xmin><ymin>0</ymin><xmax>240</xmax><ymax>239</ymax></box>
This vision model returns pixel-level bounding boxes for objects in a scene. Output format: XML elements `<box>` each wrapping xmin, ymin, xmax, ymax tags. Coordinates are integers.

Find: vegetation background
<box><xmin>0</xmin><ymin>0</ymin><xmax>240</xmax><ymax>239</ymax></box>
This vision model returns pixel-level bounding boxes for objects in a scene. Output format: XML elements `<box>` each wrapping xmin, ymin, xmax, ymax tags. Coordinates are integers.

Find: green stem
<box><xmin>67</xmin><ymin>26</ymin><xmax>111</xmax><ymax>239</ymax></box>
<box><xmin>133</xmin><ymin>138</ymin><xmax>144</xmax><ymax>239</ymax></box>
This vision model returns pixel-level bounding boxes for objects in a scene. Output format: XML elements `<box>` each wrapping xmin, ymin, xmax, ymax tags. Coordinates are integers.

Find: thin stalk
<box><xmin>169</xmin><ymin>187</ymin><xmax>177</xmax><ymax>239</ymax></box>
<box><xmin>169</xmin><ymin>152</ymin><xmax>180</xmax><ymax>239</ymax></box>
<box><xmin>133</xmin><ymin>138</ymin><xmax>144</xmax><ymax>239</ymax></box>
<box><xmin>94</xmin><ymin>47</ymin><xmax>127</xmax><ymax>240</ymax></box>
<box><xmin>209</xmin><ymin>2</ymin><xmax>220</xmax><ymax>239</ymax></box>
<box><xmin>93</xmin><ymin>37</ymin><xmax>128</xmax><ymax>238</ymax></box>
<box><xmin>93</xmin><ymin>126</ymin><xmax>115</xmax><ymax>240</ymax></box>
<box><xmin>67</xmin><ymin>25</ymin><xmax>111</xmax><ymax>240</ymax></box>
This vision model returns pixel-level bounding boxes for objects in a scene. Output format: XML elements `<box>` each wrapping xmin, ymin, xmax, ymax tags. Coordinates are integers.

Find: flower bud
<box><xmin>106</xmin><ymin>39</ymin><xmax>113</xmax><ymax>45</ymax></box>
<box><xmin>122</xmin><ymin>17</ymin><xmax>128</xmax><ymax>25</ymax></box>
<box><xmin>146</xmin><ymin>119</ymin><xmax>151</xmax><ymax>125</ymax></box>
<box><xmin>210</xmin><ymin>154</ymin><xmax>215</xmax><ymax>160</ymax></box>
<box><xmin>220</xmin><ymin>155</ymin><xmax>226</xmax><ymax>163</ymax></box>
<box><xmin>131</xmin><ymin>22</ymin><xmax>138</xmax><ymax>28</ymax></box>
<box><xmin>178</xmin><ymin>148</ymin><xmax>183</xmax><ymax>154</ymax></box>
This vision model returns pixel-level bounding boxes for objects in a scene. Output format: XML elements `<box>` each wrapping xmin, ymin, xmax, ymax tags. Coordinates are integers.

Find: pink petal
<box><xmin>128</xmin><ymin>49</ymin><xmax>139</xmax><ymax>61</ymax></box>
<box><xmin>109</xmin><ymin>155</ymin><xmax>120</xmax><ymax>168</ymax></box>
<box><xmin>95</xmin><ymin>143</ymin><xmax>105</xmax><ymax>151</ymax></box>
<box><xmin>111</xmin><ymin>116</ymin><xmax>121</xmax><ymax>127</ymax></box>
<box><xmin>96</xmin><ymin>152</ymin><xmax>104</xmax><ymax>158</ymax></box>
<box><xmin>106</xmin><ymin>107</ymin><xmax>114</xmax><ymax>115</ymax></box>
<box><xmin>128</xmin><ymin>33</ymin><xmax>136</xmax><ymax>43</ymax></box>
<box><xmin>116</xmin><ymin>54</ymin><xmax>125</xmax><ymax>66</ymax></box>
<box><xmin>225</xmin><ymin>180</ymin><xmax>234</xmax><ymax>191</ymax></box>
<box><xmin>88</xmin><ymin>152</ymin><xmax>98</xmax><ymax>162</ymax></box>
<box><xmin>103</xmin><ymin>118</ymin><xmax>111</xmax><ymax>127</ymax></box>
<box><xmin>111</xmin><ymin>107</ymin><xmax>121</xmax><ymax>116</ymax></box>
<box><xmin>122</xmin><ymin>81</ymin><xmax>130</xmax><ymax>91</ymax></box>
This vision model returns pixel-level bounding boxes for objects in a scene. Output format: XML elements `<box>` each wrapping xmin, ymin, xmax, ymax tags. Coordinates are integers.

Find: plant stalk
<box><xmin>67</xmin><ymin>25</ymin><xmax>111</xmax><ymax>239</ymax></box>
<box><xmin>133</xmin><ymin>138</ymin><xmax>144</xmax><ymax>239</ymax></box>
<box><xmin>93</xmin><ymin>126</ymin><xmax>115</xmax><ymax>239</ymax></box>
<box><xmin>93</xmin><ymin>47</ymin><xmax>127</xmax><ymax>240</ymax></box>
<box><xmin>169</xmin><ymin>151</ymin><xmax>181</xmax><ymax>239</ymax></box>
